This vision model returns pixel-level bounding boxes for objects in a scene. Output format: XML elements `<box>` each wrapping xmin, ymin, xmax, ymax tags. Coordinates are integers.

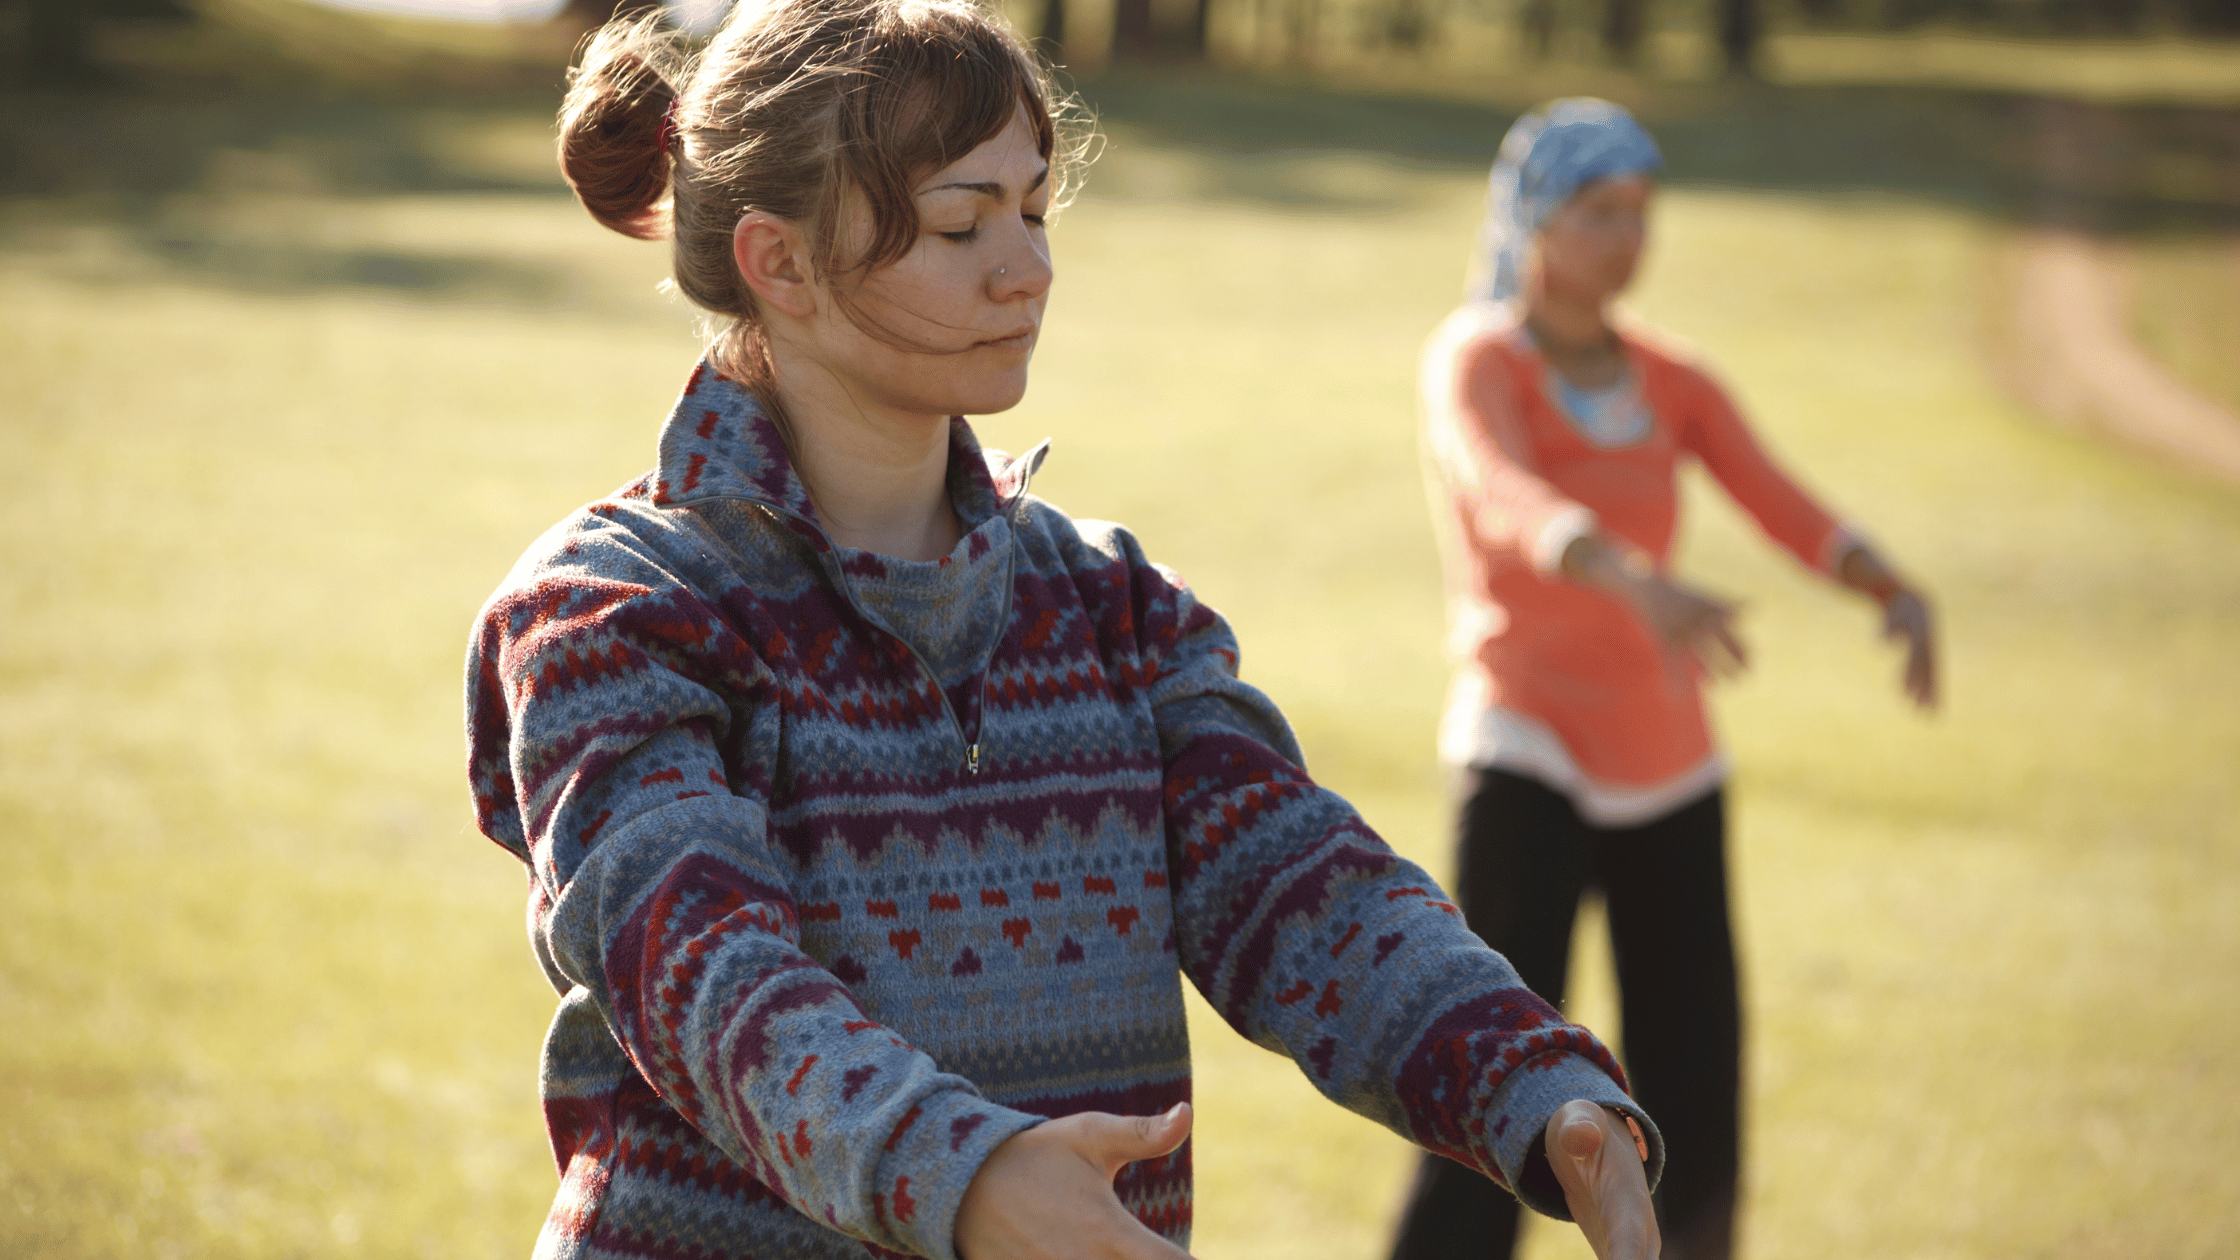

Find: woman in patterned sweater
<box><xmin>1389</xmin><ymin>99</ymin><xmax>1938</xmax><ymax>1260</ymax></box>
<box><xmin>466</xmin><ymin>6</ymin><xmax>1662</xmax><ymax>1260</ymax></box>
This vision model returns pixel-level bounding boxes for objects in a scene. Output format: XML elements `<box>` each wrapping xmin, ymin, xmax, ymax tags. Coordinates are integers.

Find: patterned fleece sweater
<box><xmin>464</xmin><ymin>359</ymin><xmax>1663</xmax><ymax>1260</ymax></box>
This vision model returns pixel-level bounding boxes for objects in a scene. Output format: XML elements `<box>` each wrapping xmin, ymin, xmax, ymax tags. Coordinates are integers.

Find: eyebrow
<box><xmin>917</xmin><ymin>165</ymin><xmax>1051</xmax><ymax>199</ymax></box>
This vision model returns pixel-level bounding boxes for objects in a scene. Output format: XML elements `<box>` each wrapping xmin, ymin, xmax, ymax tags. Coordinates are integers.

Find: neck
<box><xmin>1523</xmin><ymin>287</ymin><xmax>1614</xmax><ymax>355</ymax></box>
<box><xmin>769</xmin><ymin>345</ymin><xmax>962</xmax><ymax>562</ymax></box>
<box><xmin>1522</xmin><ymin>286</ymin><xmax>1623</xmax><ymax>386</ymax></box>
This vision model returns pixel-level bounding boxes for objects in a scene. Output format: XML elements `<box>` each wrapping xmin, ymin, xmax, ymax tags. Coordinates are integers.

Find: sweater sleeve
<box><xmin>466</xmin><ymin>523</ymin><xmax>1041</xmax><ymax>1260</ymax></box>
<box><xmin>1673</xmin><ymin>363</ymin><xmax>1854</xmax><ymax>575</ymax></box>
<box><xmin>1125</xmin><ymin>553</ymin><xmax>1665</xmax><ymax>1217</ymax></box>
<box><xmin>1424</xmin><ymin>329</ymin><xmax>1598</xmax><ymax>574</ymax></box>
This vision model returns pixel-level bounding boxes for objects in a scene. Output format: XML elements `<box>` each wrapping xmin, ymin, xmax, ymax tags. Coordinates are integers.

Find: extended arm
<box><xmin>1681</xmin><ymin>368</ymin><xmax>1937</xmax><ymax>709</ymax></box>
<box><xmin>1123</xmin><ymin>544</ymin><xmax>1664</xmax><ymax>1249</ymax></box>
<box><xmin>1424</xmin><ymin>329</ymin><xmax>1602</xmax><ymax>573</ymax></box>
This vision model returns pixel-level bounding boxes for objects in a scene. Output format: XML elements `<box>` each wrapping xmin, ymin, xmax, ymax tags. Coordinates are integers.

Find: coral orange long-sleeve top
<box><xmin>1423</xmin><ymin>304</ymin><xmax>1853</xmax><ymax>824</ymax></box>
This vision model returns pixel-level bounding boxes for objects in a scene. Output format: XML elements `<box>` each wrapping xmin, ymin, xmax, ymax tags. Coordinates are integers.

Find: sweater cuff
<box><xmin>1818</xmin><ymin>523</ymin><xmax>1869</xmax><ymax>578</ymax></box>
<box><xmin>1483</xmin><ymin>1051</ymin><xmax>1665</xmax><ymax>1222</ymax></box>
<box><xmin>1529</xmin><ymin>506</ymin><xmax>1598</xmax><ymax>577</ymax></box>
<box><xmin>872</xmin><ymin>1090</ymin><xmax>1043</xmax><ymax>1260</ymax></box>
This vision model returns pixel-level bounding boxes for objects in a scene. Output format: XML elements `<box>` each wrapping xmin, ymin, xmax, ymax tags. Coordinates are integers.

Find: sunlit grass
<box><xmin>2126</xmin><ymin>236</ymin><xmax>2240</xmax><ymax>417</ymax></box>
<box><xmin>1765</xmin><ymin>31</ymin><xmax>2240</xmax><ymax>104</ymax></box>
<box><xmin>4</xmin><ymin>75</ymin><xmax>2238</xmax><ymax>1260</ymax></box>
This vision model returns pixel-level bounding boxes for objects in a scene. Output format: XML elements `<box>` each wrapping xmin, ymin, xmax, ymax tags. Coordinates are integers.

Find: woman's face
<box><xmin>1532</xmin><ymin>173</ymin><xmax>1653</xmax><ymax>307</ymax></box>
<box><xmin>814</xmin><ymin>108</ymin><xmax>1054</xmax><ymax>420</ymax></box>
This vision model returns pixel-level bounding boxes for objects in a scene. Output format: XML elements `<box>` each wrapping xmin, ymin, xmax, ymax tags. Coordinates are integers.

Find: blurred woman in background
<box><xmin>1390</xmin><ymin>98</ymin><xmax>1938</xmax><ymax>1260</ymax></box>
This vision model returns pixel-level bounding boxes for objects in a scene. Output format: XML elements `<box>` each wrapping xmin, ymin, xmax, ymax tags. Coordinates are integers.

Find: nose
<box><xmin>989</xmin><ymin>222</ymin><xmax>1053</xmax><ymax>304</ymax></box>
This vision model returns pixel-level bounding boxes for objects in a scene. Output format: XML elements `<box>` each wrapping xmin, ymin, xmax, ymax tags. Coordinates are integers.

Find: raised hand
<box><xmin>1544</xmin><ymin>1100</ymin><xmax>1660</xmax><ymax>1260</ymax></box>
<box><xmin>956</xmin><ymin>1104</ymin><xmax>1195</xmax><ymax>1260</ymax></box>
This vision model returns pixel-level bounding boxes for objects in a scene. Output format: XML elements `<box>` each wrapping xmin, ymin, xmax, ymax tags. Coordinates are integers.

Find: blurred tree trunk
<box><xmin>1601</xmin><ymin>0</ymin><xmax>1644</xmax><ymax>64</ymax></box>
<box><xmin>5</xmin><ymin>0</ymin><xmax>189</xmax><ymax>87</ymax></box>
<box><xmin>1106</xmin><ymin>0</ymin><xmax>1209</xmax><ymax>61</ymax></box>
<box><xmin>1185</xmin><ymin>0</ymin><xmax>1210</xmax><ymax>55</ymax></box>
<box><xmin>9</xmin><ymin>0</ymin><xmax>98</xmax><ymax>85</ymax></box>
<box><xmin>1112</xmin><ymin>0</ymin><xmax>1156</xmax><ymax>56</ymax></box>
<box><xmin>1387</xmin><ymin>0</ymin><xmax>1423</xmax><ymax>48</ymax></box>
<box><xmin>1252</xmin><ymin>0</ymin><xmax>1279</xmax><ymax>62</ymax></box>
<box><xmin>1290</xmin><ymin>0</ymin><xmax>1322</xmax><ymax>65</ymax></box>
<box><xmin>1038</xmin><ymin>0</ymin><xmax>1066</xmax><ymax>55</ymax></box>
<box><xmin>562</xmin><ymin>0</ymin><xmax>664</xmax><ymax>28</ymax></box>
<box><xmin>1518</xmin><ymin>0</ymin><xmax>1555</xmax><ymax>60</ymax></box>
<box><xmin>1716</xmin><ymin>0</ymin><xmax>1760</xmax><ymax>77</ymax></box>
<box><xmin>2178</xmin><ymin>0</ymin><xmax>2240</xmax><ymax>33</ymax></box>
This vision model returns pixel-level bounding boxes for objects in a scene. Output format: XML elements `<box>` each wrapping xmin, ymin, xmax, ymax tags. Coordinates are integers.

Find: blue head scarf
<box><xmin>1473</xmin><ymin>98</ymin><xmax>1663</xmax><ymax>303</ymax></box>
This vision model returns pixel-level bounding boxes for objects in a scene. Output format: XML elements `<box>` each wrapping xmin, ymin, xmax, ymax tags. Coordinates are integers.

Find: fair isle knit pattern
<box><xmin>465</xmin><ymin>359</ymin><xmax>1662</xmax><ymax>1260</ymax></box>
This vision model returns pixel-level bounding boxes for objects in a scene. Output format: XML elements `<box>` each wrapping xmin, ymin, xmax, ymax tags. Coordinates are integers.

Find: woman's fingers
<box><xmin>1075</xmin><ymin>1104</ymin><xmax>1193</xmax><ymax>1177</ymax></box>
<box><xmin>1544</xmin><ymin>1101</ymin><xmax>1659</xmax><ymax>1260</ymax></box>
<box><xmin>1549</xmin><ymin>1100</ymin><xmax>1608</xmax><ymax>1162</ymax></box>
<box><xmin>1700</xmin><ymin>606</ymin><xmax>1750</xmax><ymax>676</ymax></box>
<box><xmin>1634</xmin><ymin>576</ymin><xmax>1749</xmax><ymax>680</ymax></box>
<box><xmin>1883</xmin><ymin>591</ymin><xmax>1939</xmax><ymax>711</ymax></box>
<box><xmin>1903</xmin><ymin>622</ymin><xmax>1937</xmax><ymax>709</ymax></box>
<box><xmin>1677</xmin><ymin>596</ymin><xmax>1746</xmax><ymax>679</ymax></box>
<box><xmin>956</xmin><ymin>1108</ymin><xmax>1195</xmax><ymax>1260</ymax></box>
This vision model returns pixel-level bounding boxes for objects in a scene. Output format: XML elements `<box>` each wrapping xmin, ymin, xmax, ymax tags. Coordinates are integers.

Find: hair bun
<box><xmin>558</xmin><ymin>15</ymin><xmax>684</xmax><ymax>241</ymax></box>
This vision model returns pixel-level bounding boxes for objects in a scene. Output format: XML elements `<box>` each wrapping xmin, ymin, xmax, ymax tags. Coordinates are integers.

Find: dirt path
<box><xmin>2009</xmin><ymin>99</ymin><xmax>2240</xmax><ymax>484</ymax></box>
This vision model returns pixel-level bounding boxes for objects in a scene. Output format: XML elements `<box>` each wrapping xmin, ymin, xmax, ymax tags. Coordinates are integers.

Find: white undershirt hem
<box><xmin>1439</xmin><ymin>690</ymin><xmax>1726</xmax><ymax>828</ymax></box>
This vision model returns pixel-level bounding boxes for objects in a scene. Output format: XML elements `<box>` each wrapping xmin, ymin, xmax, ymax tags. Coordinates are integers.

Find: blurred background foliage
<box><xmin>2</xmin><ymin>1</ymin><xmax>2237</xmax><ymax>1259</ymax></box>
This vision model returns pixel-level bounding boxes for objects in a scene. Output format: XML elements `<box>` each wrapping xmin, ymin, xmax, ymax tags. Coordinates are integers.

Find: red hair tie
<box><xmin>656</xmin><ymin>98</ymin><xmax>680</xmax><ymax>157</ymax></box>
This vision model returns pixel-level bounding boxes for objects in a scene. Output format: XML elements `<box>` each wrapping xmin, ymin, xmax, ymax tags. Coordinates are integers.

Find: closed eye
<box><xmin>940</xmin><ymin>225</ymin><xmax>981</xmax><ymax>243</ymax></box>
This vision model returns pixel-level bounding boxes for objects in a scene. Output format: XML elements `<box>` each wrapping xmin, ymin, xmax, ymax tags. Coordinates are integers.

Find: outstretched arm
<box><xmin>1425</xmin><ymin>328</ymin><xmax>1603</xmax><ymax>574</ymax></box>
<box><xmin>1678</xmin><ymin>363</ymin><xmax>1935</xmax><ymax>708</ymax></box>
<box><xmin>1092</xmin><ymin>536</ymin><xmax>1664</xmax><ymax>1239</ymax></box>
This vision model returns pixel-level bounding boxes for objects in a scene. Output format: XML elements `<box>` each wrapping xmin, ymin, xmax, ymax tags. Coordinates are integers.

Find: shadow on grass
<box><xmin>141</xmin><ymin>235</ymin><xmax>568</xmax><ymax>302</ymax></box>
<box><xmin>3</xmin><ymin>49</ymin><xmax>2234</xmax><ymax>304</ymax></box>
<box><xmin>1076</xmin><ymin>69</ymin><xmax>2240</xmax><ymax>234</ymax></box>
<box><xmin>0</xmin><ymin>83</ymin><xmax>575</xmax><ymax>303</ymax></box>
<box><xmin>1</xmin><ymin>89</ymin><xmax>562</xmax><ymax>203</ymax></box>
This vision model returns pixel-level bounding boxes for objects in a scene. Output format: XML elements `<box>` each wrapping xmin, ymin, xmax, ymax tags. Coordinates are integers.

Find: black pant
<box><xmin>1388</xmin><ymin>769</ymin><xmax>1741</xmax><ymax>1260</ymax></box>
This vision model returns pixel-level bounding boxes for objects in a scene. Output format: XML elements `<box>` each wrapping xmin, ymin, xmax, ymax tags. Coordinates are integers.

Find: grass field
<box><xmin>2127</xmin><ymin>238</ymin><xmax>2240</xmax><ymax>417</ymax></box>
<box><xmin>3</xmin><ymin>37</ymin><xmax>2238</xmax><ymax>1260</ymax></box>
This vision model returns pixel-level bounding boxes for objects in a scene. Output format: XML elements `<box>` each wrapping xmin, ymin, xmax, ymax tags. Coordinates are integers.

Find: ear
<box><xmin>733</xmin><ymin>212</ymin><xmax>818</xmax><ymax>319</ymax></box>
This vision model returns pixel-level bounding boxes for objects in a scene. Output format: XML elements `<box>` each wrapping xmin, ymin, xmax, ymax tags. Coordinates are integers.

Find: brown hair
<box><xmin>557</xmin><ymin>0</ymin><xmax>1088</xmax><ymax>399</ymax></box>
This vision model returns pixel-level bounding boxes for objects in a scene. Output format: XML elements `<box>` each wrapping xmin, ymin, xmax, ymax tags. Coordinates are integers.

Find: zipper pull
<box><xmin>966</xmin><ymin>744</ymin><xmax>981</xmax><ymax>776</ymax></box>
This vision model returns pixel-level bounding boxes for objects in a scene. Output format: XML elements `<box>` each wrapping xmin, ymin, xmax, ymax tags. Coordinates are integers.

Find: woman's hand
<box><xmin>1880</xmin><ymin>588</ymin><xmax>1937</xmax><ymax>710</ymax></box>
<box><xmin>1839</xmin><ymin>545</ymin><xmax>1938</xmax><ymax>711</ymax></box>
<box><xmin>956</xmin><ymin>1104</ymin><xmax>1194</xmax><ymax>1260</ymax></box>
<box><xmin>1627</xmin><ymin>574</ymin><xmax>1748</xmax><ymax>679</ymax></box>
<box><xmin>1545</xmin><ymin>1100</ymin><xmax>1660</xmax><ymax>1260</ymax></box>
<box><xmin>1563</xmin><ymin>534</ymin><xmax>1748</xmax><ymax>678</ymax></box>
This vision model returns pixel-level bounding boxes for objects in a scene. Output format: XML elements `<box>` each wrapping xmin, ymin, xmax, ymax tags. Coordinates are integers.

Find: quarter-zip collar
<box><xmin>647</xmin><ymin>357</ymin><xmax>1048</xmax><ymax>775</ymax></box>
<box><xmin>650</xmin><ymin>358</ymin><xmax>1049</xmax><ymax>536</ymax></box>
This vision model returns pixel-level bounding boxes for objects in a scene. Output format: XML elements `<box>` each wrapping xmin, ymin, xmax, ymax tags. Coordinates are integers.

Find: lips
<box><xmin>979</xmin><ymin>325</ymin><xmax>1037</xmax><ymax>350</ymax></box>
